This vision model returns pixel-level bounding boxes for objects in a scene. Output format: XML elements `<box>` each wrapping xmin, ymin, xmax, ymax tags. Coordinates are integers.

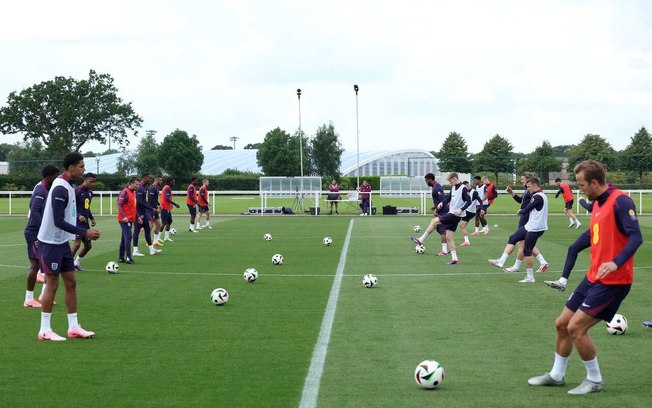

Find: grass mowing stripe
<box><xmin>299</xmin><ymin>219</ymin><xmax>354</xmax><ymax>408</ymax></box>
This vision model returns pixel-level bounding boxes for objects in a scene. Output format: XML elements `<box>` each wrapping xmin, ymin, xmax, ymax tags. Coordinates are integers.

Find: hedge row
<box><xmin>2</xmin><ymin>174</ymin><xmax>652</xmax><ymax>192</ymax></box>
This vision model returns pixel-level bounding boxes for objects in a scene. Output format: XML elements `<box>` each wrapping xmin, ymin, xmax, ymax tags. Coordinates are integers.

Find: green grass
<box><xmin>0</xmin><ymin>213</ymin><xmax>650</xmax><ymax>407</ymax></box>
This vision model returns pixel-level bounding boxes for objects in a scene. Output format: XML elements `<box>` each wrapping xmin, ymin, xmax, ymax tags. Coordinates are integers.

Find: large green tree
<box><xmin>0</xmin><ymin>143</ymin><xmax>13</xmax><ymax>161</ymax></box>
<box><xmin>157</xmin><ymin>129</ymin><xmax>203</xmax><ymax>178</ymax></box>
<box><xmin>435</xmin><ymin>132</ymin><xmax>473</xmax><ymax>173</ymax></box>
<box><xmin>256</xmin><ymin>127</ymin><xmax>310</xmax><ymax>176</ymax></box>
<box><xmin>522</xmin><ymin>141</ymin><xmax>562</xmax><ymax>180</ymax></box>
<box><xmin>567</xmin><ymin>134</ymin><xmax>617</xmax><ymax>173</ymax></box>
<box><xmin>620</xmin><ymin>126</ymin><xmax>652</xmax><ymax>184</ymax></box>
<box><xmin>311</xmin><ymin>122</ymin><xmax>344</xmax><ymax>180</ymax></box>
<box><xmin>6</xmin><ymin>139</ymin><xmax>58</xmax><ymax>176</ymax></box>
<box><xmin>0</xmin><ymin>70</ymin><xmax>142</xmax><ymax>157</ymax></box>
<box><xmin>474</xmin><ymin>134</ymin><xmax>515</xmax><ymax>181</ymax></box>
<box><xmin>133</xmin><ymin>133</ymin><xmax>162</xmax><ymax>175</ymax></box>
<box><xmin>211</xmin><ymin>144</ymin><xmax>233</xmax><ymax>150</ymax></box>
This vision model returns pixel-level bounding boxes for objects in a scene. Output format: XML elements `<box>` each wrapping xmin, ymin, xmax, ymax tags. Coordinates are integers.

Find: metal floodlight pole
<box><xmin>229</xmin><ymin>136</ymin><xmax>239</xmax><ymax>150</ymax></box>
<box><xmin>95</xmin><ymin>157</ymin><xmax>100</xmax><ymax>174</ymax></box>
<box><xmin>354</xmin><ymin>84</ymin><xmax>360</xmax><ymax>188</ymax></box>
<box><xmin>297</xmin><ymin>88</ymin><xmax>304</xmax><ymax>211</ymax></box>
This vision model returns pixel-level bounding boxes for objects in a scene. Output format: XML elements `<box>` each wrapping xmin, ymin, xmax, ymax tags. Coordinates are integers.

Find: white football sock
<box><xmin>25</xmin><ymin>290</ymin><xmax>34</xmax><ymax>302</ymax></box>
<box><xmin>40</xmin><ymin>312</ymin><xmax>52</xmax><ymax>333</ymax></box>
<box><xmin>67</xmin><ymin>313</ymin><xmax>79</xmax><ymax>330</ymax></box>
<box><xmin>536</xmin><ymin>253</ymin><xmax>547</xmax><ymax>265</ymax></box>
<box><xmin>550</xmin><ymin>353</ymin><xmax>569</xmax><ymax>381</ymax></box>
<box><xmin>583</xmin><ymin>357</ymin><xmax>602</xmax><ymax>383</ymax></box>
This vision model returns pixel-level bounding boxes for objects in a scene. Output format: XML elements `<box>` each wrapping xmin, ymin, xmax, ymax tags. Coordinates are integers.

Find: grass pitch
<box><xmin>0</xmin><ymin>213</ymin><xmax>650</xmax><ymax>407</ymax></box>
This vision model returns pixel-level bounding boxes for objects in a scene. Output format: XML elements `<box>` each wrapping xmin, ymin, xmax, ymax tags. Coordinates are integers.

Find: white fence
<box><xmin>1</xmin><ymin>189</ymin><xmax>651</xmax><ymax>216</ymax></box>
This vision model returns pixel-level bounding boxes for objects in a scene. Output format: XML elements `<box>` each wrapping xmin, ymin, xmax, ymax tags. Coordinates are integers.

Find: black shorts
<box><xmin>461</xmin><ymin>211</ymin><xmax>475</xmax><ymax>223</ymax></box>
<box><xmin>565</xmin><ymin>200</ymin><xmax>574</xmax><ymax>210</ymax></box>
<box><xmin>438</xmin><ymin>212</ymin><xmax>462</xmax><ymax>232</ymax></box>
<box><xmin>75</xmin><ymin>220</ymin><xmax>91</xmax><ymax>242</ymax></box>
<box><xmin>327</xmin><ymin>194</ymin><xmax>340</xmax><ymax>201</ymax></box>
<box><xmin>566</xmin><ymin>276</ymin><xmax>631</xmax><ymax>322</ymax></box>
<box><xmin>199</xmin><ymin>205</ymin><xmax>209</xmax><ymax>213</ymax></box>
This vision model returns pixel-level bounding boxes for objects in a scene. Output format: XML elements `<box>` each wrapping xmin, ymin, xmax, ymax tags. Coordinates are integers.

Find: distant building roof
<box><xmin>93</xmin><ymin>148</ymin><xmax>437</xmax><ymax>176</ymax></box>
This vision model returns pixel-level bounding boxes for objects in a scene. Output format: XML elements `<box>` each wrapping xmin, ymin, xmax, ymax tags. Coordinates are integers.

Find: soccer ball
<box><xmin>414</xmin><ymin>360</ymin><xmax>445</xmax><ymax>390</ymax></box>
<box><xmin>106</xmin><ymin>261</ymin><xmax>119</xmax><ymax>274</ymax></box>
<box><xmin>169</xmin><ymin>227</ymin><xmax>177</xmax><ymax>236</ymax></box>
<box><xmin>606</xmin><ymin>313</ymin><xmax>628</xmax><ymax>335</ymax></box>
<box><xmin>272</xmin><ymin>254</ymin><xmax>284</xmax><ymax>265</ymax></box>
<box><xmin>362</xmin><ymin>274</ymin><xmax>378</xmax><ymax>288</ymax></box>
<box><xmin>415</xmin><ymin>244</ymin><xmax>426</xmax><ymax>254</ymax></box>
<box><xmin>243</xmin><ymin>268</ymin><xmax>258</xmax><ymax>282</ymax></box>
<box><xmin>263</xmin><ymin>233</ymin><xmax>272</xmax><ymax>241</ymax></box>
<box><xmin>323</xmin><ymin>237</ymin><xmax>333</xmax><ymax>246</ymax></box>
<box><xmin>210</xmin><ymin>288</ymin><xmax>229</xmax><ymax>305</ymax></box>
<box><xmin>414</xmin><ymin>225</ymin><xmax>421</xmax><ymax>233</ymax></box>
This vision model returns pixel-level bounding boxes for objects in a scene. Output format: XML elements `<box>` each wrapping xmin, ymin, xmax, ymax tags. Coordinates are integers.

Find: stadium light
<box><xmin>354</xmin><ymin>84</ymin><xmax>360</xmax><ymax>188</ymax></box>
<box><xmin>229</xmin><ymin>136</ymin><xmax>239</xmax><ymax>150</ymax></box>
<box><xmin>297</xmin><ymin>88</ymin><xmax>304</xmax><ymax>211</ymax></box>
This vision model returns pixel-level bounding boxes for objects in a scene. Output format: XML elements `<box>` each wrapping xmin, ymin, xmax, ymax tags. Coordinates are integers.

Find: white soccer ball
<box><xmin>362</xmin><ymin>274</ymin><xmax>378</xmax><ymax>288</ymax></box>
<box><xmin>415</xmin><ymin>244</ymin><xmax>426</xmax><ymax>254</ymax></box>
<box><xmin>243</xmin><ymin>268</ymin><xmax>258</xmax><ymax>282</ymax></box>
<box><xmin>272</xmin><ymin>254</ymin><xmax>284</xmax><ymax>265</ymax></box>
<box><xmin>606</xmin><ymin>313</ymin><xmax>628</xmax><ymax>335</ymax></box>
<box><xmin>414</xmin><ymin>360</ymin><xmax>445</xmax><ymax>389</ymax></box>
<box><xmin>106</xmin><ymin>261</ymin><xmax>119</xmax><ymax>274</ymax></box>
<box><xmin>414</xmin><ymin>225</ymin><xmax>421</xmax><ymax>233</ymax></box>
<box><xmin>323</xmin><ymin>236</ymin><xmax>333</xmax><ymax>246</ymax></box>
<box><xmin>263</xmin><ymin>233</ymin><xmax>272</xmax><ymax>241</ymax></box>
<box><xmin>210</xmin><ymin>288</ymin><xmax>229</xmax><ymax>305</ymax></box>
<box><xmin>169</xmin><ymin>227</ymin><xmax>177</xmax><ymax>236</ymax></box>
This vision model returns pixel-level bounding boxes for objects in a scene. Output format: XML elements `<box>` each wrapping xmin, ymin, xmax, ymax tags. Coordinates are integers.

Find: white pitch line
<box><xmin>298</xmin><ymin>218</ymin><xmax>354</xmax><ymax>408</ymax></box>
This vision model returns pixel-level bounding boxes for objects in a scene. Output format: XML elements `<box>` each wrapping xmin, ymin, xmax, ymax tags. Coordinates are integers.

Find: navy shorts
<box><xmin>507</xmin><ymin>227</ymin><xmax>544</xmax><ymax>256</ymax></box>
<box><xmin>566</xmin><ymin>276</ymin><xmax>631</xmax><ymax>322</ymax></box>
<box><xmin>25</xmin><ymin>233</ymin><xmax>38</xmax><ymax>260</ymax></box>
<box><xmin>199</xmin><ymin>205</ymin><xmax>209</xmax><ymax>213</ymax></box>
<box><xmin>187</xmin><ymin>204</ymin><xmax>197</xmax><ymax>219</ymax></box>
<box><xmin>438</xmin><ymin>212</ymin><xmax>461</xmax><ymax>232</ymax></box>
<box><xmin>518</xmin><ymin>215</ymin><xmax>528</xmax><ymax>228</ymax></box>
<box><xmin>565</xmin><ymin>200</ymin><xmax>574</xmax><ymax>210</ymax></box>
<box><xmin>161</xmin><ymin>209</ymin><xmax>172</xmax><ymax>225</ymax></box>
<box><xmin>38</xmin><ymin>241</ymin><xmax>74</xmax><ymax>276</ymax></box>
<box><xmin>75</xmin><ymin>220</ymin><xmax>91</xmax><ymax>242</ymax></box>
<box><xmin>461</xmin><ymin>211</ymin><xmax>475</xmax><ymax>223</ymax></box>
<box><xmin>480</xmin><ymin>204</ymin><xmax>489</xmax><ymax>214</ymax></box>
<box><xmin>151</xmin><ymin>211</ymin><xmax>160</xmax><ymax>221</ymax></box>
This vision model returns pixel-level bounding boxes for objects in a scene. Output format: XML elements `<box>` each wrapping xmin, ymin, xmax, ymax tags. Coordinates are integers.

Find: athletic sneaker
<box><xmin>203</xmin><ymin>225</ymin><xmax>212</xmax><ymax>229</ymax></box>
<box><xmin>640</xmin><ymin>321</ymin><xmax>652</xmax><ymax>328</ymax></box>
<box><xmin>125</xmin><ymin>259</ymin><xmax>136</xmax><ymax>265</ymax></box>
<box><xmin>132</xmin><ymin>251</ymin><xmax>145</xmax><ymax>257</ymax></box>
<box><xmin>536</xmin><ymin>263</ymin><xmax>550</xmax><ymax>273</ymax></box>
<box><xmin>528</xmin><ymin>373</ymin><xmax>565</xmax><ymax>386</ymax></box>
<box><xmin>471</xmin><ymin>231</ymin><xmax>479</xmax><ymax>236</ymax></box>
<box><xmin>410</xmin><ymin>237</ymin><xmax>423</xmax><ymax>246</ymax></box>
<box><xmin>544</xmin><ymin>280</ymin><xmax>566</xmax><ymax>292</ymax></box>
<box><xmin>37</xmin><ymin>272</ymin><xmax>45</xmax><ymax>283</ymax></box>
<box><xmin>23</xmin><ymin>299</ymin><xmax>42</xmax><ymax>308</ymax></box>
<box><xmin>153</xmin><ymin>241</ymin><xmax>164</xmax><ymax>247</ymax></box>
<box><xmin>568</xmin><ymin>222</ymin><xmax>575</xmax><ymax>228</ymax></box>
<box><xmin>448</xmin><ymin>260</ymin><xmax>460</xmax><ymax>265</ymax></box>
<box><xmin>189</xmin><ymin>229</ymin><xmax>199</xmax><ymax>233</ymax></box>
<box><xmin>38</xmin><ymin>331</ymin><xmax>66</xmax><ymax>341</ymax></box>
<box><xmin>196</xmin><ymin>225</ymin><xmax>203</xmax><ymax>230</ymax></box>
<box><xmin>436</xmin><ymin>251</ymin><xmax>449</xmax><ymax>256</ymax></box>
<box><xmin>67</xmin><ymin>327</ymin><xmax>95</xmax><ymax>339</ymax></box>
<box><xmin>460</xmin><ymin>241</ymin><xmax>471</xmax><ymax>247</ymax></box>
<box><xmin>488</xmin><ymin>259</ymin><xmax>503</xmax><ymax>268</ymax></box>
<box><xmin>74</xmin><ymin>264</ymin><xmax>84</xmax><ymax>271</ymax></box>
<box><xmin>483</xmin><ymin>229</ymin><xmax>489</xmax><ymax>235</ymax></box>
<box><xmin>503</xmin><ymin>266</ymin><xmax>519</xmax><ymax>273</ymax></box>
<box><xmin>37</xmin><ymin>295</ymin><xmax>56</xmax><ymax>305</ymax></box>
<box><xmin>149</xmin><ymin>249</ymin><xmax>162</xmax><ymax>255</ymax></box>
<box><xmin>567</xmin><ymin>379</ymin><xmax>603</xmax><ymax>395</ymax></box>
<box><xmin>518</xmin><ymin>277</ymin><xmax>535</xmax><ymax>283</ymax></box>
<box><xmin>575</xmin><ymin>221</ymin><xmax>582</xmax><ymax>229</ymax></box>
<box><xmin>163</xmin><ymin>237</ymin><xmax>174</xmax><ymax>242</ymax></box>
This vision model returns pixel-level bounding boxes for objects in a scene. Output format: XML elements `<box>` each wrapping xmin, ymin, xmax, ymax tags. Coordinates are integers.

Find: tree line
<box><xmin>1</xmin><ymin>70</ymin><xmax>650</xmax><ymax>184</ymax></box>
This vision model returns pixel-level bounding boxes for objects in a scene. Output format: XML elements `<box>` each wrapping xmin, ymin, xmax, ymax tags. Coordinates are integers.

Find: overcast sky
<box><xmin>1</xmin><ymin>0</ymin><xmax>650</xmax><ymax>155</ymax></box>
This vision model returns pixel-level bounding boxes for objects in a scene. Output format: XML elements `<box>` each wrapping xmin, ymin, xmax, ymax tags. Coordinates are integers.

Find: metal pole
<box><xmin>354</xmin><ymin>85</ymin><xmax>360</xmax><ymax>188</ymax></box>
<box><xmin>297</xmin><ymin>89</ymin><xmax>304</xmax><ymax>211</ymax></box>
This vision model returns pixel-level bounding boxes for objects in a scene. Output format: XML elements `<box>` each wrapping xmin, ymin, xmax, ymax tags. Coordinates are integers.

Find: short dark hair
<box><xmin>425</xmin><ymin>173</ymin><xmax>435</xmax><ymax>181</ymax></box>
<box><xmin>555</xmin><ymin>177</ymin><xmax>561</xmax><ymax>182</ymax></box>
<box><xmin>528</xmin><ymin>177</ymin><xmax>541</xmax><ymax>186</ymax></box>
<box><xmin>42</xmin><ymin>165</ymin><xmax>59</xmax><ymax>179</ymax></box>
<box><xmin>474</xmin><ymin>175</ymin><xmax>481</xmax><ymax>181</ymax></box>
<box><xmin>166</xmin><ymin>177</ymin><xmax>175</xmax><ymax>185</ymax></box>
<box><xmin>190</xmin><ymin>177</ymin><xmax>198</xmax><ymax>183</ymax></box>
<box><xmin>128</xmin><ymin>176</ymin><xmax>139</xmax><ymax>184</ymax></box>
<box><xmin>84</xmin><ymin>172</ymin><xmax>96</xmax><ymax>179</ymax></box>
<box><xmin>462</xmin><ymin>180</ymin><xmax>469</xmax><ymax>186</ymax></box>
<box><xmin>141</xmin><ymin>172</ymin><xmax>151</xmax><ymax>179</ymax></box>
<box><xmin>62</xmin><ymin>152</ymin><xmax>84</xmax><ymax>170</ymax></box>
